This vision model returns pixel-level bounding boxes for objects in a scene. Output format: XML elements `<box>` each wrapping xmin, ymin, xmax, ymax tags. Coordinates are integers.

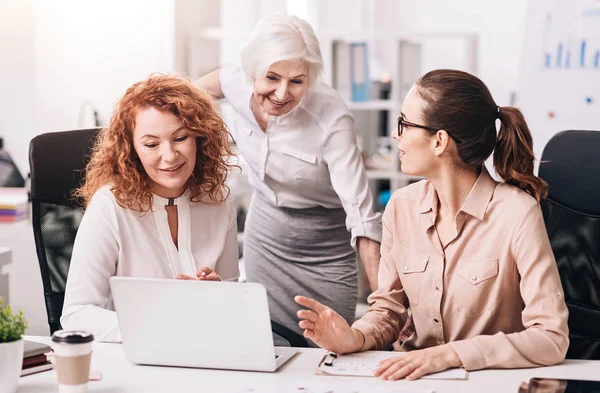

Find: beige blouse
<box><xmin>352</xmin><ymin>167</ymin><xmax>569</xmax><ymax>370</ymax></box>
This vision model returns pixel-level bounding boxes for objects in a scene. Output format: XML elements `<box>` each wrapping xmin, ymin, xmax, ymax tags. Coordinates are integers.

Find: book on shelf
<box><xmin>350</xmin><ymin>42</ymin><xmax>370</xmax><ymax>102</ymax></box>
<box><xmin>332</xmin><ymin>41</ymin><xmax>351</xmax><ymax>101</ymax></box>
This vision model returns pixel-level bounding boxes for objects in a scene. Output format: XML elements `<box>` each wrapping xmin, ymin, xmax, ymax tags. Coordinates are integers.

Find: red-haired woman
<box><xmin>296</xmin><ymin>69</ymin><xmax>569</xmax><ymax>379</ymax></box>
<box><xmin>61</xmin><ymin>75</ymin><xmax>239</xmax><ymax>342</ymax></box>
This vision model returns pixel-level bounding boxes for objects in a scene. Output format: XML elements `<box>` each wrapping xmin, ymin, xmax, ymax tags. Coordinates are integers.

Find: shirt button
<box><xmin>403</xmin><ymin>266</ymin><xmax>408</xmax><ymax>271</ymax></box>
<box><xmin>471</xmin><ymin>276</ymin><xmax>477</xmax><ymax>281</ymax></box>
<box><xmin>434</xmin><ymin>318</ymin><xmax>439</xmax><ymax>323</ymax></box>
<box><xmin>435</xmin><ymin>286</ymin><xmax>440</xmax><ymax>291</ymax></box>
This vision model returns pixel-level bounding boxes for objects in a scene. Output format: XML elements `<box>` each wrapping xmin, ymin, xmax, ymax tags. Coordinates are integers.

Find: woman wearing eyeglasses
<box><xmin>296</xmin><ymin>69</ymin><xmax>569</xmax><ymax>379</ymax></box>
<box><xmin>196</xmin><ymin>12</ymin><xmax>382</xmax><ymax>344</ymax></box>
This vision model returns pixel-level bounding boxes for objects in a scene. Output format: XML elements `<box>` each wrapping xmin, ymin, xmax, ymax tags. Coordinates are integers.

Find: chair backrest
<box><xmin>29</xmin><ymin>128</ymin><xmax>100</xmax><ymax>334</ymax></box>
<box><xmin>539</xmin><ymin>130</ymin><xmax>600</xmax><ymax>360</ymax></box>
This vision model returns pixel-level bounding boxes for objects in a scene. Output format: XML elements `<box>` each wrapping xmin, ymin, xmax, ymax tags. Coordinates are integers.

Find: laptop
<box><xmin>110</xmin><ymin>277</ymin><xmax>298</xmax><ymax>372</ymax></box>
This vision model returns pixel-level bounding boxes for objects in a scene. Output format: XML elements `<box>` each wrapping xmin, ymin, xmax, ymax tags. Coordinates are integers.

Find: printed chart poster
<box><xmin>518</xmin><ymin>0</ymin><xmax>600</xmax><ymax>163</ymax></box>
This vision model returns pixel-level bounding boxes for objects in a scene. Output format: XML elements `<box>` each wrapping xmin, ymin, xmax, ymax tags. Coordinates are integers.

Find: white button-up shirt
<box><xmin>220</xmin><ymin>65</ymin><xmax>382</xmax><ymax>247</ymax></box>
<box><xmin>61</xmin><ymin>186</ymin><xmax>239</xmax><ymax>342</ymax></box>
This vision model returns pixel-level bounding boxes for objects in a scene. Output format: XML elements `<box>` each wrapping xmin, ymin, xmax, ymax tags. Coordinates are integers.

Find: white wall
<box><xmin>0</xmin><ymin>0</ymin><xmax>36</xmax><ymax>177</ymax></box>
<box><xmin>175</xmin><ymin>0</ymin><xmax>220</xmax><ymax>76</ymax></box>
<box><xmin>412</xmin><ymin>0</ymin><xmax>528</xmax><ymax>105</ymax></box>
<box><xmin>1</xmin><ymin>0</ymin><xmax>177</xmax><ymax>177</ymax></box>
<box><xmin>33</xmin><ymin>0</ymin><xmax>176</xmax><ymax>132</ymax></box>
<box><xmin>219</xmin><ymin>0</ymin><xmax>287</xmax><ymax>65</ymax></box>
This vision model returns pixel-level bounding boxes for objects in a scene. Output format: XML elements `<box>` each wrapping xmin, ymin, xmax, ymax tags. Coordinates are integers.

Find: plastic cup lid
<box><xmin>51</xmin><ymin>330</ymin><xmax>94</xmax><ymax>344</ymax></box>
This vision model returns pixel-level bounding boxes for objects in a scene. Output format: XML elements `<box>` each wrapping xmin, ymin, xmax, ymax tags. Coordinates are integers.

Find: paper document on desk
<box><xmin>316</xmin><ymin>351</ymin><xmax>468</xmax><ymax>380</ymax></box>
<box><xmin>219</xmin><ymin>382</ymin><xmax>434</xmax><ymax>393</ymax></box>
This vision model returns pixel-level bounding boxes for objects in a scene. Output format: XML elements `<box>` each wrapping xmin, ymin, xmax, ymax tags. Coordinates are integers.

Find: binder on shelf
<box><xmin>332</xmin><ymin>41</ymin><xmax>351</xmax><ymax>102</ymax></box>
<box><xmin>350</xmin><ymin>42</ymin><xmax>370</xmax><ymax>102</ymax></box>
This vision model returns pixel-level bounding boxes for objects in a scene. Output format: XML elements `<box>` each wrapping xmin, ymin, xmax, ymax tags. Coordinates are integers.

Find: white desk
<box><xmin>19</xmin><ymin>336</ymin><xmax>600</xmax><ymax>393</ymax></box>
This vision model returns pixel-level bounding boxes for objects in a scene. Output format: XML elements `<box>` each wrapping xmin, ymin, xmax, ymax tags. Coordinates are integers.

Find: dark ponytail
<box><xmin>494</xmin><ymin>106</ymin><xmax>548</xmax><ymax>202</ymax></box>
<box><xmin>416</xmin><ymin>69</ymin><xmax>547</xmax><ymax>203</ymax></box>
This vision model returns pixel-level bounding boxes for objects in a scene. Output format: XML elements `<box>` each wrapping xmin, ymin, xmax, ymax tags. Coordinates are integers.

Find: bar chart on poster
<box><xmin>541</xmin><ymin>9</ymin><xmax>600</xmax><ymax>70</ymax></box>
<box><xmin>518</xmin><ymin>0</ymin><xmax>600</xmax><ymax>165</ymax></box>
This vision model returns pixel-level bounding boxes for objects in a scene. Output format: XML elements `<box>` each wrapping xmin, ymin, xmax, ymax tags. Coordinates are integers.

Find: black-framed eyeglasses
<box><xmin>397</xmin><ymin>115</ymin><xmax>462</xmax><ymax>144</ymax></box>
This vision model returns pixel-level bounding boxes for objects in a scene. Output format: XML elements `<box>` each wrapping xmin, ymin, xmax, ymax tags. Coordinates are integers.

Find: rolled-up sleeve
<box><xmin>321</xmin><ymin>114</ymin><xmax>382</xmax><ymax>249</ymax></box>
<box><xmin>352</xmin><ymin>198</ymin><xmax>407</xmax><ymax>349</ymax></box>
<box><xmin>450</xmin><ymin>203</ymin><xmax>569</xmax><ymax>370</ymax></box>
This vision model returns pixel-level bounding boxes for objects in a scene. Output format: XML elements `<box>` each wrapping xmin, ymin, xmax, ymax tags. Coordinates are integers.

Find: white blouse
<box><xmin>219</xmin><ymin>65</ymin><xmax>382</xmax><ymax>247</ymax></box>
<box><xmin>60</xmin><ymin>185</ymin><xmax>239</xmax><ymax>342</ymax></box>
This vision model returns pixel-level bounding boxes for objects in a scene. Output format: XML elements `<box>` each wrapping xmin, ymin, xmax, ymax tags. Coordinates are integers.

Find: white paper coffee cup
<box><xmin>51</xmin><ymin>330</ymin><xmax>94</xmax><ymax>393</ymax></box>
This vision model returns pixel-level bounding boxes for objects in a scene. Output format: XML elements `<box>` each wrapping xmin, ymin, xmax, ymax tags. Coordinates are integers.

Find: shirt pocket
<box><xmin>280</xmin><ymin>145</ymin><xmax>320</xmax><ymax>183</ymax></box>
<box><xmin>281</xmin><ymin>145</ymin><xmax>317</xmax><ymax>164</ymax></box>
<box><xmin>455</xmin><ymin>258</ymin><xmax>499</xmax><ymax>316</ymax></box>
<box><xmin>393</xmin><ymin>244</ymin><xmax>429</xmax><ymax>307</ymax></box>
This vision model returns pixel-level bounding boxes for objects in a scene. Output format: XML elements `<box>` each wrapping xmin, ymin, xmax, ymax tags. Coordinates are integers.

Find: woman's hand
<box><xmin>175</xmin><ymin>267</ymin><xmax>221</xmax><ymax>281</ymax></box>
<box><xmin>374</xmin><ymin>344</ymin><xmax>462</xmax><ymax>381</ymax></box>
<box><xmin>195</xmin><ymin>267</ymin><xmax>221</xmax><ymax>281</ymax></box>
<box><xmin>295</xmin><ymin>296</ymin><xmax>364</xmax><ymax>354</ymax></box>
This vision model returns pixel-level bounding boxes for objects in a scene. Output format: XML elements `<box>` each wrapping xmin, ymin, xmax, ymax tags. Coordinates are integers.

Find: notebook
<box><xmin>21</xmin><ymin>340</ymin><xmax>53</xmax><ymax>377</ymax></box>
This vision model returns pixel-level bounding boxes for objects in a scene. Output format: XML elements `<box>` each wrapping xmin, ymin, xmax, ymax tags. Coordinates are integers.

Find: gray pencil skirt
<box><xmin>244</xmin><ymin>192</ymin><xmax>358</xmax><ymax>346</ymax></box>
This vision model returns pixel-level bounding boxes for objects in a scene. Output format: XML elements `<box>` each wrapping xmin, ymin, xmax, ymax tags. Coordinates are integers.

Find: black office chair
<box><xmin>29</xmin><ymin>128</ymin><xmax>308</xmax><ymax>347</ymax></box>
<box><xmin>29</xmin><ymin>128</ymin><xmax>100</xmax><ymax>334</ymax></box>
<box><xmin>539</xmin><ymin>130</ymin><xmax>600</xmax><ymax>360</ymax></box>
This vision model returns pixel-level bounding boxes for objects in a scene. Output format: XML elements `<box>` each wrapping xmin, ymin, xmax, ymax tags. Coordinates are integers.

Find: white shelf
<box><xmin>346</xmin><ymin>100</ymin><xmax>399</xmax><ymax>111</ymax></box>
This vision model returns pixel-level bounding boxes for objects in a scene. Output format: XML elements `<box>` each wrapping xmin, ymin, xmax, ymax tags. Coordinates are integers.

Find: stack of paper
<box><xmin>0</xmin><ymin>188</ymin><xmax>28</xmax><ymax>222</ymax></box>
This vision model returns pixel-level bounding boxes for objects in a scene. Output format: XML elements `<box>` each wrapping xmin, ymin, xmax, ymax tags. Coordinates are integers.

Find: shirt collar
<box><xmin>419</xmin><ymin>184</ymin><xmax>436</xmax><ymax>214</ymax></box>
<box><xmin>460</xmin><ymin>166</ymin><xmax>497</xmax><ymax>220</ymax></box>
<box><xmin>152</xmin><ymin>191</ymin><xmax>188</xmax><ymax>208</ymax></box>
<box><xmin>419</xmin><ymin>166</ymin><xmax>497</xmax><ymax>221</ymax></box>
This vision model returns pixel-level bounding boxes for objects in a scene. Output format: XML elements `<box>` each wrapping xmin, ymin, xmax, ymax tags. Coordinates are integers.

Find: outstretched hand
<box><xmin>295</xmin><ymin>295</ymin><xmax>364</xmax><ymax>354</ymax></box>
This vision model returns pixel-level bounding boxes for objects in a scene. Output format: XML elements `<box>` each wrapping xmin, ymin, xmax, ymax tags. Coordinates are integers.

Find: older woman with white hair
<box><xmin>196</xmin><ymin>12</ymin><xmax>382</xmax><ymax>344</ymax></box>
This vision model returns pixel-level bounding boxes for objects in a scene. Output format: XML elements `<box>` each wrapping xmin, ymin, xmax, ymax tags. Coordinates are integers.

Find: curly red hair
<box><xmin>75</xmin><ymin>74</ymin><xmax>236</xmax><ymax>211</ymax></box>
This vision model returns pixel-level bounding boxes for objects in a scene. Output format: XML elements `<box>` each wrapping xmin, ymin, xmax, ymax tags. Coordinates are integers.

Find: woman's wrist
<box><xmin>349</xmin><ymin>328</ymin><xmax>366</xmax><ymax>353</ymax></box>
<box><xmin>444</xmin><ymin>343</ymin><xmax>462</xmax><ymax>368</ymax></box>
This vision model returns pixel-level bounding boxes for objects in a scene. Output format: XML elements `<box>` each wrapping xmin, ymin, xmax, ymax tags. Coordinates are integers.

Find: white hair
<box><xmin>241</xmin><ymin>12</ymin><xmax>323</xmax><ymax>88</ymax></box>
